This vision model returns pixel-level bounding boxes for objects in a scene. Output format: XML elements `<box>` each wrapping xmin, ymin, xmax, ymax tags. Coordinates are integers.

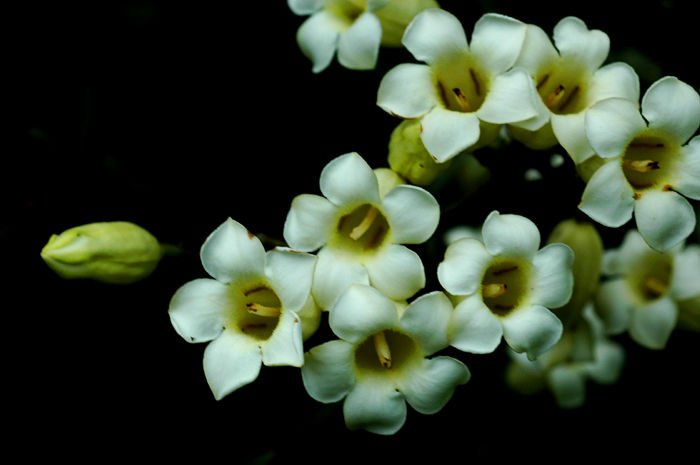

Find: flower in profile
<box><xmin>168</xmin><ymin>218</ymin><xmax>319</xmax><ymax>400</ymax></box>
<box><xmin>376</xmin><ymin>9</ymin><xmax>542</xmax><ymax>163</ymax></box>
<box><xmin>288</xmin><ymin>0</ymin><xmax>436</xmax><ymax>73</ymax></box>
<box><xmin>595</xmin><ymin>229</ymin><xmax>700</xmax><ymax>350</ymax></box>
<box><xmin>508</xmin><ymin>16</ymin><xmax>640</xmax><ymax>163</ymax></box>
<box><xmin>437</xmin><ymin>211</ymin><xmax>574</xmax><ymax>360</ymax></box>
<box><xmin>579</xmin><ymin>76</ymin><xmax>700</xmax><ymax>251</ymax></box>
<box><xmin>41</xmin><ymin>221</ymin><xmax>165</xmax><ymax>284</ymax></box>
<box><xmin>283</xmin><ymin>152</ymin><xmax>440</xmax><ymax>310</ymax></box>
<box><xmin>301</xmin><ymin>284</ymin><xmax>470</xmax><ymax>434</ymax></box>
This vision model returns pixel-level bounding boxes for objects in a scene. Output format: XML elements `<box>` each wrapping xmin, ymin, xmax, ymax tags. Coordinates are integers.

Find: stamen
<box><xmin>643</xmin><ymin>275</ymin><xmax>667</xmax><ymax>298</ymax></box>
<box><xmin>350</xmin><ymin>206</ymin><xmax>379</xmax><ymax>240</ymax></box>
<box><xmin>246</xmin><ymin>302</ymin><xmax>281</xmax><ymax>317</ymax></box>
<box><xmin>483</xmin><ymin>283</ymin><xmax>507</xmax><ymax>299</ymax></box>
<box><xmin>493</xmin><ymin>265</ymin><xmax>518</xmax><ymax>276</ymax></box>
<box><xmin>544</xmin><ymin>85</ymin><xmax>566</xmax><ymax>109</ymax></box>
<box><xmin>536</xmin><ymin>74</ymin><xmax>550</xmax><ymax>90</ymax></box>
<box><xmin>452</xmin><ymin>88</ymin><xmax>472</xmax><ymax>112</ymax></box>
<box><xmin>623</xmin><ymin>159</ymin><xmax>660</xmax><ymax>172</ymax></box>
<box><xmin>373</xmin><ymin>331</ymin><xmax>392</xmax><ymax>368</ymax></box>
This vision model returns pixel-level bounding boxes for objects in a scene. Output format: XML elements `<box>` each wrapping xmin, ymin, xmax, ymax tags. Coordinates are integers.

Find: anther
<box><xmin>452</xmin><ymin>88</ymin><xmax>472</xmax><ymax>112</ymax></box>
<box><xmin>373</xmin><ymin>331</ymin><xmax>392</xmax><ymax>368</ymax></box>
<box><xmin>483</xmin><ymin>283</ymin><xmax>507</xmax><ymax>299</ymax></box>
<box><xmin>246</xmin><ymin>302</ymin><xmax>281</xmax><ymax>317</ymax></box>
<box><xmin>544</xmin><ymin>85</ymin><xmax>566</xmax><ymax>109</ymax></box>
<box><xmin>623</xmin><ymin>159</ymin><xmax>660</xmax><ymax>172</ymax></box>
<box><xmin>350</xmin><ymin>206</ymin><xmax>379</xmax><ymax>240</ymax></box>
<box><xmin>643</xmin><ymin>275</ymin><xmax>667</xmax><ymax>298</ymax></box>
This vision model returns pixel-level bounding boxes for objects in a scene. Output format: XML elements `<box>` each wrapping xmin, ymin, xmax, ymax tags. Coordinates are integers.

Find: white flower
<box><xmin>168</xmin><ymin>218</ymin><xmax>319</xmax><ymax>400</ymax></box>
<box><xmin>288</xmin><ymin>0</ymin><xmax>390</xmax><ymax>73</ymax></box>
<box><xmin>301</xmin><ymin>284</ymin><xmax>470</xmax><ymax>435</ymax></box>
<box><xmin>505</xmin><ymin>304</ymin><xmax>625</xmax><ymax>409</ymax></box>
<box><xmin>376</xmin><ymin>9</ymin><xmax>541</xmax><ymax>162</ymax></box>
<box><xmin>508</xmin><ymin>17</ymin><xmax>640</xmax><ymax>163</ymax></box>
<box><xmin>595</xmin><ymin>229</ymin><xmax>700</xmax><ymax>349</ymax></box>
<box><xmin>283</xmin><ymin>152</ymin><xmax>440</xmax><ymax>310</ymax></box>
<box><xmin>437</xmin><ymin>211</ymin><xmax>574</xmax><ymax>360</ymax></box>
<box><xmin>579</xmin><ymin>76</ymin><xmax>700</xmax><ymax>251</ymax></box>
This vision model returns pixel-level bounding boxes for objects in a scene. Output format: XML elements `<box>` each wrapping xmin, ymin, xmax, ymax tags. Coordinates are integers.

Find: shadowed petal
<box><xmin>262</xmin><ymin>309</ymin><xmax>304</xmax><ymax>367</ymax></box>
<box><xmin>420</xmin><ymin>106</ymin><xmax>481</xmax><ymax>162</ymax></box>
<box><xmin>482</xmin><ymin>211</ymin><xmax>541</xmax><ymax>260</ymax></box>
<box><xmin>283</xmin><ymin>194</ymin><xmax>337</xmax><ymax>252</ymax></box>
<box><xmin>320</xmin><ymin>152</ymin><xmax>380</xmax><ymax>206</ymax></box>
<box><xmin>629</xmin><ymin>297</ymin><xmax>678</xmax><ymax>349</ymax></box>
<box><xmin>634</xmin><ymin>189</ymin><xmax>696</xmax><ymax>252</ymax></box>
<box><xmin>595</xmin><ymin>279</ymin><xmax>635</xmax><ymax>335</ymax></box>
<box><xmin>201</xmin><ymin>218</ymin><xmax>266</xmax><ymax>284</ymax></box>
<box><xmin>330</xmin><ymin>284</ymin><xmax>399</xmax><ymax>343</ymax></box>
<box><xmin>437</xmin><ymin>238</ymin><xmax>492</xmax><ymax>296</ymax></box>
<box><xmin>312</xmin><ymin>246</ymin><xmax>370</xmax><ymax>311</ymax></box>
<box><xmin>203</xmin><ymin>330</ymin><xmax>262</xmax><ymax>400</ymax></box>
<box><xmin>301</xmin><ymin>340</ymin><xmax>356</xmax><ymax>403</ymax></box>
<box><xmin>337</xmin><ymin>12</ymin><xmax>382</xmax><ymax>70</ymax></box>
<box><xmin>553</xmin><ymin>17</ymin><xmax>609</xmax><ymax>73</ymax></box>
<box><xmin>402</xmin><ymin>8</ymin><xmax>468</xmax><ymax>64</ymax></box>
<box><xmin>585</xmin><ymin>97</ymin><xmax>646</xmax><ymax>159</ymax></box>
<box><xmin>530</xmin><ymin>243</ymin><xmax>574</xmax><ymax>309</ymax></box>
<box><xmin>168</xmin><ymin>278</ymin><xmax>229</xmax><ymax>343</ymax></box>
<box><xmin>343</xmin><ymin>377</ymin><xmax>407</xmax><ymax>435</ymax></box>
<box><xmin>400</xmin><ymin>291</ymin><xmax>453</xmax><ymax>355</ymax></box>
<box><xmin>381</xmin><ymin>184</ymin><xmax>439</xmax><ymax>244</ymax></box>
<box><xmin>266</xmin><ymin>248</ymin><xmax>317</xmax><ymax>313</ymax></box>
<box><xmin>364</xmin><ymin>244</ymin><xmax>425</xmax><ymax>301</ymax></box>
<box><xmin>501</xmin><ymin>304</ymin><xmax>563</xmax><ymax>360</ymax></box>
<box><xmin>296</xmin><ymin>11</ymin><xmax>340</xmax><ymax>73</ymax></box>
<box><xmin>642</xmin><ymin>76</ymin><xmax>700</xmax><ymax>145</ymax></box>
<box><xmin>377</xmin><ymin>63</ymin><xmax>437</xmax><ymax>118</ymax></box>
<box><xmin>470</xmin><ymin>13</ymin><xmax>527</xmax><ymax>74</ymax></box>
<box><xmin>579</xmin><ymin>160</ymin><xmax>634</xmax><ymax>228</ymax></box>
<box><xmin>449</xmin><ymin>294</ymin><xmax>503</xmax><ymax>353</ymax></box>
<box><xmin>399</xmin><ymin>356</ymin><xmax>470</xmax><ymax>414</ymax></box>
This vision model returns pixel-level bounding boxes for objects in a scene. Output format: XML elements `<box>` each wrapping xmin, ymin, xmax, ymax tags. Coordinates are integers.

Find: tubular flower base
<box><xmin>301</xmin><ymin>284</ymin><xmax>470</xmax><ymax>435</ymax></box>
<box><xmin>168</xmin><ymin>218</ymin><xmax>319</xmax><ymax>400</ymax></box>
<box><xmin>437</xmin><ymin>211</ymin><xmax>574</xmax><ymax>360</ymax></box>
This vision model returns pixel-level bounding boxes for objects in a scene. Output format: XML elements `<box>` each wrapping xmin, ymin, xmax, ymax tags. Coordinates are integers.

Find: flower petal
<box><xmin>168</xmin><ymin>278</ymin><xmax>229</xmax><ymax>343</ymax></box>
<box><xmin>437</xmin><ymin>238</ymin><xmax>492</xmax><ymax>296</ymax></box>
<box><xmin>203</xmin><ymin>330</ymin><xmax>262</xmax><ymax>400</ymax></box>
<box><xmin>343</xmin><ymin>377</ymin><xmax>406</xmax><ymax>435</ymax></box>
<box><xmin>420</xmin><ymin>106</ymin><xmax>481</xmax><ymax>162</ymax></box>
<box><xmin>337</xmin><ymin>12</ymin><xmax>382</xmax><ymax>70</ymax></box>
<box><xmin>381</xmin><ymin>184</ymin><xmax>439</xmax><ymax>244</ymax></box>
<box><xmin>671</xmin><ymin>244</ymin><xmax>700</xmax><ymax>300</ymax></box>
<box><xmin>529</xmin><ymin>243</ymin><xmax>574</xmax><ymax>309</ymax></box>
<box><xmin>301</xmin><ymin>340</ymin><xmax>356</xmax><ymax>403</ymax></box>
<box><xmin>477</xmin><ymin>67</ymin><xmax>541</xmax><ymax>125</ymax></box>
<box><xmin>513</xmin><ymin>24</ymin><xmax>559</xmax><ymax>74</ymax></box>
<box><xmin>449</xmin><ymin>294</ymin><xmax>503</xmax><ymax>354</ymax></box>
<box><xmin>546</xmin><ymin>366</ymin><xmax>586</xmax><ymax>409</ymax></box>
<box><xmin>551</xmin><ymin>112</ymin><xmax>593</xmax><ymax>164</ymax></box>
<box><xmin>312</xmin><ymin>246</ymin><xmax>370</xmax><ymax>311</ymax></box>
<box><xmin>642</xmin><ymin>76</ymin><xmax>700</xmax><ymax>145</ymax></box>
<box><xmin>399</xmin><ymin>291</ymin><xmax>453</xmax><ymax>355</ymax></box>
<box><xmin>673</xmin><ymin>136</ymin><xmax>700</xmax><ymax>200</ymax></box>
<box><xmin>364</xmin><ymin>244</ymin><xmax>425</xmax><ymax>301</ymax></box>
<box><xmin>578</xmin><ymin>160</ymin><xmax>635</xmax><ymax>228</ymax></box>
<box><xmin>329</xmin><ymin>283</ymin><xmax>400</xmax><ymax>344</ymax></box>
<box><xmin>402</xmin><ymin>8</ymin><xmax>468</xmax><ymax>65</ymax></box>
<box><xmin>501</xmin><ymin>304</ymin><xmax>563</xmax><ymax>360</ymax></box>
<box><xmin>585</xmin><ymin>97</ymin><xmax>647</xmax><ymax>159</ymax></box>
<box><xmin>296</xmin><ymin>11</ymin><xmax>340</xmax><ymax>73</ymax></box>
<box><xmin>553</xmin><ymin>17</ymin><xmax>609</xmax><ymax>73</ymax></box>
<box><xmin>595</xmin><ymin>279</ymin><xmax>635</xmax><ymax>334</ymax></box>
<box><xmin>482</xmin><ymin>211</ymin><xmax>541</xmax><ymax>260</ymax></box>
<box><xmin>261</xmin><ymin>309</ymin><xmax>304</xmax><ymax>367</ymax></box>
<box><xmin>629</xmin><ymin>297</ymin><xmax>678</xmax><ymax>349</ymax></box>
<box><xmin>398</xmin><ymin>356</ymin><xmax>470</xmax><ymax>414</ymax></box>
<box><xmin>320</xmin><ymin>152</ymin><xmax>380</xmax><ymax>207</ymax></box>
<box><xmin>634</xmin><ymin>189</ymin><xmax>696</xmax><ymax>252</ymax></box>
<box><xmin>287</xmin><ymin>0</ymin><xmax>325</xmax><ymax>15</ymax></box>
<box><xmin>200</xmin><ymin>218</ymin><xmax>266</xmax><ymax>284</ymax></box>
<box><xmin>588</xmin><ymin>62</ymin><xmax>640</xmax><ymax>103</ymax></box>
<box><xmin>283</xmin><ymin>194</ymin><xmax>336</xmax><ymax>252</ymax></box>
<box><xmin>265</xmin><ymin>248</ymin><xmax>317</xmax><ymax>312</ymax></box>
<box><xmin>376</xmin><ymin>63</ymin><xmax>437</xmax><ymax>118</ymax></box>
<box><xmin>585</xmin><ymin>338</ymin><xmax>625</xmax><ymax>385</ymax></box>
<box><xmin>469</xmin><ymin>13</ymin><xmax>527</xmax><ymax>74</ymax></box>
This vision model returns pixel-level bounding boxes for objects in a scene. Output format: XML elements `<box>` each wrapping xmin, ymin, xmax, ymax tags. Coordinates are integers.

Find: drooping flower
<box><xmin>40</xmin><ymin>221</ymin><xmax>166</xmax><ymax>284</ymax></box>
<box><xmin>579</xmin><ymin>76</ymin><xmax>700</xmax><ymax>251</ymax></box>
<box><xmin>168</xmin><ymin>218</ymin><xmax>319</xmax><ymax>400</ymax></box>
<box><xmin>301</xmin><ymin>284</ymin><xmax>470</xmax><ymax>435</ymax></box>
<box><xmin>437</xmin><ymin>211</ymin><xmax>574</xmax><ymax>360</ymax></box>
<box><xmin>595</xmin><ymin>228</ymin><xmax>700</xmax><ymax>350</ymax></box>
<box><xmin>288</xmin><ymin>0</ymin><xmax>436</xmax><ymax>73</ymax></box>
<box><xmin>376</xmin><ymin>9</ymin><xmax>542</xmax><ymax>163</ymax></box>
<box><xmin>283</xmin><ymin>152</ymin><xmax>440</xmax><ymax>310</ymax></box>
<box><xmin>508</xmin><ymin>16</ymin><xmax>640</xmax><ymax>163</ymax></box>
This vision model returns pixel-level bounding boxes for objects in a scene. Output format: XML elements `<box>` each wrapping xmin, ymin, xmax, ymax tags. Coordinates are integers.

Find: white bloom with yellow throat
<box><xmin>168</xmin><ymin>218</ymin><xmax>319</xmax><ymax>400</ymax></box>
<box><xmin>283</xmin><ymin>152</ymin><xmax>440</xmax><ymax>310</ymax></box>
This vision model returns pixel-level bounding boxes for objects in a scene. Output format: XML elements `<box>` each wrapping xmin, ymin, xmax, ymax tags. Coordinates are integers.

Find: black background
<box><xmin>10</xmin><ymin>1</ymin><xmax>698</xmax><ymax>462</ymax></box>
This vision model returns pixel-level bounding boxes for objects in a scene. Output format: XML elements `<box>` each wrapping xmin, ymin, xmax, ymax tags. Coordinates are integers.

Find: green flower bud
<box><xmin>373</xmin><ymin>167</ymin><xmax>405</xmax><ymax>200</ymax></box>
<box><xmin>546</xmin><ymin>219</ymin><xmax>603</xmax><ymax>331</ymax></box>
<box><xmin>374</xmin><ymin>0</ymin><xmax>440</xmax><ymax>47</ymax></box>
<box><xmin>388</xmin><ymin>119</ymin><xmax>452</xmax><ymax>186</ymax></box>
<box><xmin>41</xmin><ymin>221</ymin><xmax>165</xmax><ymax>284</ymax></box>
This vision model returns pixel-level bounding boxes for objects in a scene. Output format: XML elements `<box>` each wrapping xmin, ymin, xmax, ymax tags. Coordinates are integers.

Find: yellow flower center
<box><xmin>627</xmin><ymin>252</ymin><xmax>673</xmax><ymax>302</ymax></box>
<box><xmin>354</xmin><ymin>329</ymin><xmax>419</xmax><ymax>375</ymax></box>
<box><xmin>230</xmin><ymin>284</ymin><xmax>282</xmax><ymax>341</ymax></box>
<box><xmin>481</xmin><ymin>260</ymin><xmax>530</xmax><ymax>316</ymax></box>
<box><xmin>534</xmin><ymin>59</ymin><xmax>588</xmax><ymax>115</ymax></box>
<box><xmin>621</xmin><ymin>132</ymin><xmax>679</xmax><ymax>193</ymax></box>
<box><xmin>433</xmin><ymin>54</ymin><xmax>490</xmax><ymax>113</ymax></box>
<box><xmin>331</xmin><ymin>203</ymin><xmax>390</xmax><ymax>255</ymax></box>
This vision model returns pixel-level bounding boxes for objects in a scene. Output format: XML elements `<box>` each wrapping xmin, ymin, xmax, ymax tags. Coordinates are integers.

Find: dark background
<box><xmin>10</xmin><ymin>1</ymin><xmax>698</xmax><ymax>462</ymax></box>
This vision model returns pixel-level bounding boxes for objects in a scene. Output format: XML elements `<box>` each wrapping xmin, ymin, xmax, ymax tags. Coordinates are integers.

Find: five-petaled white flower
<box><xmin>301</xmin><ymin>284</ymin><xmax>470</xmax><ymax>435</ymax></box>
<box><xmin>376</xmin><ymin>9</ymin><xmax>542</xmax><ymax>163</ymax></box>
<box><xmin>579</xmin><ymin>76</ymin><xmax>700</xmax><ymax>252</ymax></box>
<box><xmin>168</xmin><ymin>218</ymin><xmax>319</xmax><ymax>400</ymax></box>
<box><xmin>288</xmin><ymin>0</ymin><xmax>390</xmax><ymax>73</ymax></box>
<box><xmin>595</xmin><ymin>229</ymin><xmax>700</xmax><ymax>350</ymax></box>
<box><xmin>437</xmin><ymin>211</ymin><xmax>574</xmax><ymax>360</ymax></box>
<box><xmin>508</xmin><ymin>16</ymin><xmax>640</xmax><ymax>163</ymax></box>
<box><xmin>283</xmin><ymin>152</ymin><xmax>440</xmax><ymax>310</ymax></box>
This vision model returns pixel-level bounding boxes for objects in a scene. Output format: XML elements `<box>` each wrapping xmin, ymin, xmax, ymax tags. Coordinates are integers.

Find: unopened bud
<box><xmin>374</xmin><ymin>0</ymin><xmax>440</xmax><ymax>47</ymax></box>
<box><xmin>41</xmin><ymin>221</ymin><xmax>165</xmax><ymax>284</ymax></box>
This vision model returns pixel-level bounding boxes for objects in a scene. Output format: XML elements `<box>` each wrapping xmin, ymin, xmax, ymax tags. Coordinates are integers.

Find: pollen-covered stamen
<box><xmin>349</xmin><ymin>206</ymin><xmax>379</xmax><ymax>240</ymax></box>
<box><xmin>643</xmin><ymin>275</ymin><xmax>668</xmax><ymax>299</ymax></box>
<box><xmin>623</xmin><ymin>159</ymin><xmax>660</xmax><ymax>172</ymax></box>
<box><xmin>544</xmin><ymin>85</ymin><xmax>566</xmax><ymax>109</ymax></box>
<box><xmin>246</xmin><ymin>302</ymin><xmax>281</xmax><ymax>317</ymax></box>
<box><xmin>452</xmin><ymin>88</ymin><xmax>472</xmax><ymax>112</ymax></box>
<box><xmin>483</xmin><ymin>283</ymin><xmax>507</xmax><ymax>299</ymax></box>
<box><xmin>373</xmin><ymin>331</ymin><xmax>392</xmax><ymax>368</ymax></box>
